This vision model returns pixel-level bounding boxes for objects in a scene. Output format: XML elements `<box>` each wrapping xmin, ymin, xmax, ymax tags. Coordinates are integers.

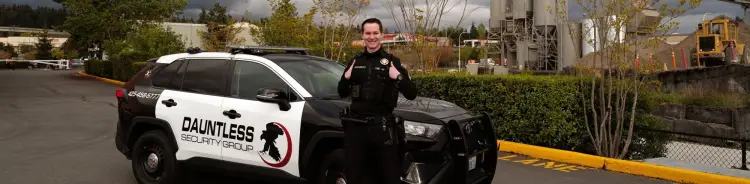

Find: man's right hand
<box><xmin>344</xmin><ymin>59</ymin><xmax>356</xmax><ymax>79</ymax></box>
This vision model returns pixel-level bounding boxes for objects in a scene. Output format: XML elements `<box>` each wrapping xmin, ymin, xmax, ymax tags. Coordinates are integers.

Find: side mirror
<box><xmin>256</xmin><ymin>88</ymin><xmax>292</xmax><ymax>111</ymax></box>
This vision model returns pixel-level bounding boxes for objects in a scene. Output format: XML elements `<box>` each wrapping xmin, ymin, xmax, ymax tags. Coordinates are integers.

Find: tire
<box><xmin>131</xmin><ymin>130</ymin><xmax>181</xmax><ymax>184</ymax></box>
<box><xmin>317</xmin><ymin>149</ymin><xmax>347</xmax><ymax>184</ymax></box>
<box><xmin>742</xmin><ymin>46</ymin><xmax>750</xmax><ymax>64</ymax></box>
<box><xmin>689</xmin><ymin>48</ymin><xmax>698</xmax><ymax>67</ymax></box>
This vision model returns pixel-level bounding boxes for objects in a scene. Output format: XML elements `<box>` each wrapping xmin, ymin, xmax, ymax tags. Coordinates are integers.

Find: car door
<box><xmin>155</xmin><ymin>58</ymin><xmax>232</xmax><ymax>161</ymax></box>
<box><xmin>220</xmin><ymin>59</ymin><xmax>305</xmax><ymax>177</ymax></box>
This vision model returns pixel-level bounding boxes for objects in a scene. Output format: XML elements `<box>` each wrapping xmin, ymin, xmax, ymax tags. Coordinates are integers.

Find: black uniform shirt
<box><xmin>337</xmin><ymin>47</ymin><xmax>417</xmax><ymax>115</ymax></box>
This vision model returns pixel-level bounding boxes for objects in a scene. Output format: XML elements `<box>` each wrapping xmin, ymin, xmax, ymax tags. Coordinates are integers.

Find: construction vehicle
<box><xmin>690</xmin><ymin>16</ymin><xmax>750</xmax><ymax>67</ymax></box>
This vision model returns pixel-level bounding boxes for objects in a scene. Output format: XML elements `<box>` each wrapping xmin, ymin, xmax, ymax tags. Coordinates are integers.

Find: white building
<box><xmin>161</xmin><ymin>22</ymin><xmax>260</xmax><ymax>49</ymax></box>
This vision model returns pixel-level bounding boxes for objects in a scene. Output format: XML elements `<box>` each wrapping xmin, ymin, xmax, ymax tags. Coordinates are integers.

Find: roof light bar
<box><xmin>228</xmin><ymin>45</ymin><xmax>309</xmax><ymax>55</ymax></box>
<box><xmin>187</xmin><ymin>47</ymin><xmax>202</xmax><ymax>54</ymax></box>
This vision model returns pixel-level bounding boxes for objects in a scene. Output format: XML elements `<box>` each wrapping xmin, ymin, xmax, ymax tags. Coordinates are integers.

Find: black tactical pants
<box><xmin>342</xmin><ymin>113</ymin><xmax>405</xmax><ymax>184</ymax></box>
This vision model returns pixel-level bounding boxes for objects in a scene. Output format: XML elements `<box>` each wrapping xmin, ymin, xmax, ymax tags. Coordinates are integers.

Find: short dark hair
<box><xmin>361</xmin><ymin>18</ymin><xmax>383</xmax><ymax>33</ymax></box>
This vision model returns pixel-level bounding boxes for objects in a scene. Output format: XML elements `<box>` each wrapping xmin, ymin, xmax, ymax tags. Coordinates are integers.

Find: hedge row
<box><xmin>83</xmin><ymin>60</ymin><xmax>670</xmax><ymax>158</ymax></box>
<box><xmin>84</xmin><ymin>60</ymin><xmax>147</xmax><ymax>82</ymax></box>
<box><xmin>410</xmin><ymin>73</ymin><xmax>671</xmax><ymax>158</ymax></box>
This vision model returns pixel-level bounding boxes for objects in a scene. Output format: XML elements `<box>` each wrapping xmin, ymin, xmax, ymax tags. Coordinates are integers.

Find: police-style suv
<box><xmin>114</xmin><ymin>46</ymin><xmax>498</xmax><ymax>184</ymax></box>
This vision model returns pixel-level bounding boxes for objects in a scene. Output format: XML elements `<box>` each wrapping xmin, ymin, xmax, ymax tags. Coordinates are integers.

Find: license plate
<box><xmin>468</xmin><ymin>155</ymin><xmax>477</xmax><ymax>170</ymax></box>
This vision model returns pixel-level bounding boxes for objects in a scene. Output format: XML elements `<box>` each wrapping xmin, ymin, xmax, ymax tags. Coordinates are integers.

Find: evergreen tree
<box><xmin>35</xmin><ymin>30</ymin><xmax>54</xmax><ymax>60</ymax></box>
<box><xmin>469</xmin><ymin>22</ymin><xmax>478</xmax><ymax>39</ymax></box>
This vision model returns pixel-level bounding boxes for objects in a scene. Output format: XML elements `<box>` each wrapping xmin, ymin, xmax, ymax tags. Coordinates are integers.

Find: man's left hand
<box><xmin>389</xmin><ymin>62</ymin><xmax>401</xmax><ymax>79</ymax></box>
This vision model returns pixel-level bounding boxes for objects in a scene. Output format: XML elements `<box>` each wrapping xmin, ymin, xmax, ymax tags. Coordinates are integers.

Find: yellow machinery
<box><xmin>691</xmin><ymin>16</ymin><xmax>750</xmax><ymax>67</ymax></box>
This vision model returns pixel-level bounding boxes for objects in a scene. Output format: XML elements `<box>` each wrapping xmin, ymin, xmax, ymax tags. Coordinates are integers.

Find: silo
<box><xmin>605</xmin><ymin>15</ymin><xmax>626</xmax><ymax>45</ymax></box>
<box><xmin>517</xmin><ymin>41</ymin><xmax>529</xmax><ymax>67</ymax></box>
<box><xmin>490</xmin><ymin>0</ymin><xmax>505</xmax><ymax>29</ymax></box>
<box><xmin>581</xmin><ymin>18</ymin><xmax>598</xmax><ymax>57</ymax></box>
<box><xmin>513</xmin><ymin>0</ymin><xmax>531</xmax><ymax>19</ymax></box>
<box><xmin>533</xmin><ymin>0</ymin><xmax>556</xmax><ymax>27</ymax></box>
<box><xmin>505</xmin><ymin>0</ymin><xmax>513</xmax><ymax>19</ymax></box>
<box><xmin>559</xmin><ymin>22</ymin><xmax>580</xmax><ymax>69</ymax></box>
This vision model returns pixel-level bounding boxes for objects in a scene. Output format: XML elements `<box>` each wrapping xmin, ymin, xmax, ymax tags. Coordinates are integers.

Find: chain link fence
<box><xmin>637</xmin><ymin>126</ymin><xmax>749</xmax><ymax>170</ymax></box>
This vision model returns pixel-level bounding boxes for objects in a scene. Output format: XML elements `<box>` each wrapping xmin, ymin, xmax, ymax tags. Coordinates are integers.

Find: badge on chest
<box><xmin>380</xmin><ymin>58</ymin><xmax>390</xmax><ymax>65</ymax></box>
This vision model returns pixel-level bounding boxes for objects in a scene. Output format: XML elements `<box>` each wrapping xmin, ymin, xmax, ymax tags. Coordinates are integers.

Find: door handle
<box><xmin>161</xmin><ymin>99</ymin><xmax>177</xmax><ymax>107</ymax></box>
<box><xmin>223</xmin><ymin>110</ymin><xmax>241</xmax><ymax>119</ymax></box>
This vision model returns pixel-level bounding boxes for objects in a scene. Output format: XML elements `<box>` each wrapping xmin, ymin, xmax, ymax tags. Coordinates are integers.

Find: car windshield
<box><xmin>276</xmin><ymin>57</ymin><xmax>346</xmax><ymax>98</ymax></box>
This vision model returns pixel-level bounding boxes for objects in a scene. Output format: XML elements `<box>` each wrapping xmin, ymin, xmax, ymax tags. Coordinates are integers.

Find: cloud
<box><xmin>565</xmin><ymin>0</ymin><xmax>744</xmax><ymax>34</ymax></box>
<box><xmin>203</xmin><ymin>0</ymin><xmax>490</xmax><ymax>31</ymax></box>
<box><xmin>7</xmin><ymin>0</ymin><xmax>743</xmax><ymax>35</ymax></box>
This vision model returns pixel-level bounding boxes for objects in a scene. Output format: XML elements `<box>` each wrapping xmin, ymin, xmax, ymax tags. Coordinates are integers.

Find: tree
<box><xmin>0</xmin><ymin>4</ymin><xmax>68</xmax><ymax>29</ymax></box>
<box><xmin>19</xmin><ymin>44</ymin><xmax>35</xmax><ymax>56</ymax></box>
<box><xmin>477</xmin><ymin>23</ymin><xmax>486</xmax><ymax>40</ymax></box>
<box><xmin>0</xmin><ymin>42</ymin><xmax>15</xmax><ymax>58</ymax></box>
<box><xmin>383</xmin><ymin>0</ymin><xmax>480</xmax><ymax>72</ymax></box>
<box><xmin>105</xmin><ymin>25</ymin><xmax>186</xmax><ymax>62</ymax></box>
<box><xmin>55</xmin><ymin>0</ymin><xmax>187</xmax><ymax>58</ymax></box>
<box><xmin>104</xmin><ymin>24</ymin><xmax>186</xmax><ymax>81</ymax></box>
<box><xmin>469</xmin><ymin>22</ymin><xmax>477</xmax><ymax>39</ymax></box>
<box><xmin>0</xmin><ymin>51</ymin><xmax>10</xmax><ymax>59</ymax></box>
<box><xmin>551</xmin><ymin>0</ymin><xmax>702</xmax><ymax>159</ymax></box>
<box><xmin>52</xmin><ymin>49</ymin><xmax>65</xmax><ymax>59</ymax></box>
<box><xmin>249</xmin><ymin>0</ymin><xmax>320</xmax><ymax>50</ymax></box>
<box><xmin>197</xmin><ymin>3</ymin><xmax>245</xmax><ymax>52</ymax></box>
<box><xmin>35</xmin><ymin>29</ymin><xmax>54</xmax><ymax>60</ymax></box>
<box><xmin>312</xmin><ymin>0</ymin><xmax>370</xmax><ymax>61</ymax></box>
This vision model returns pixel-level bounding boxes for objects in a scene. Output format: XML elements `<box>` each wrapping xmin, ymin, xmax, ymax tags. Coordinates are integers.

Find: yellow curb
<box><xmin>77</xmin><ymin>71</ymin><xmax>125</xmax><ymax>86</ymax></box>
<box><xmin>605</xmin><ymin>158</ymin><xmax>750</xmax><ymax>184</ymax></box>
<box><xmin>497</xmin><ymin>140</ymin><xmax>750</xmax><ymax>184</ymax></box>
<box><xmin>497</xmin><ymin>140</ymin><xmax>605</xmax><ymax>169</ymax></box>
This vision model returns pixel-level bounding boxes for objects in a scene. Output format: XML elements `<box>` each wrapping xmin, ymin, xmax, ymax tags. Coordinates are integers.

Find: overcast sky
<box><xmin>0</xmin><ymin>0</ymin><xmax>745</xmax><ymax>34</ymax></box>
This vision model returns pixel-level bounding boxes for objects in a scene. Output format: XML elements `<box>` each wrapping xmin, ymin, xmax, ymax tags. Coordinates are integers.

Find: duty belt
<box><xmin>340</xmin><ymin>108</ymin><xmax>402</xmax><ymax>128</ymax></box>
<box><xmin>341</xmin><ymin>114</ymin><xmax>398</xmax><ymax>125</ymax></box>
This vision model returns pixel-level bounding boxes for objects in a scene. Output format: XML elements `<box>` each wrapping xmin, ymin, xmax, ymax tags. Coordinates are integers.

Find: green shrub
<box><xmin>411</xmin><ymin>73</ymin><xmax>670</xmax><ymax>156</ymax></box>
<box><xmin>84</xmin><ymin>60</ymin><xmax>114</xmax><ymax>79</ymax></box>
<box><xmin>84</xmin><ymin>60</ymin><xmax>147</xmax><ymax>82</ymax></box>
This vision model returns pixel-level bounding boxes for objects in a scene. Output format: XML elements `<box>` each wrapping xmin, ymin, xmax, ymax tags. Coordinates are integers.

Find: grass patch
<box><xmin>645</xmin><ymin>88</ymin><xmax>750</xmax><ymax>108</ymax></box>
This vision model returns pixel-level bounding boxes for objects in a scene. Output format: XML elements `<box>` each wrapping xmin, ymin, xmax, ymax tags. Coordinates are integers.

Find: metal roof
<box><xmin>0</xmin><ymin>26</ymin><xmax>70</xmax><ymax>36</ymax></box>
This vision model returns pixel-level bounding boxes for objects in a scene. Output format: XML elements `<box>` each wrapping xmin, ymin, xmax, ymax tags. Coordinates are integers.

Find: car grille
<box><xmin>699</xmin><ymin>36</ymin><xmax>715</xmax><ymax>52</ymax></box>
<box><xmin>463</xmin><ymin>119</ymin><xmax>490</xmax><ymax>152</ymax></box>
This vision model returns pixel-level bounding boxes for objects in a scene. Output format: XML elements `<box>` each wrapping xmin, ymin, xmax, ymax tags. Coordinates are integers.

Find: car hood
<box><xmin>320</xmin><ymin>96</ymin><xmax>474</xmax><ymax>123</ymax></box>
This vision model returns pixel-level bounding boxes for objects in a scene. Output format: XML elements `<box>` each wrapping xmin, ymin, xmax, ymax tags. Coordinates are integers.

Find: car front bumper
<box><xmin>401</xmin><ymin>112</ymin><xmax>498</xmax><ymax>184</ymax></box>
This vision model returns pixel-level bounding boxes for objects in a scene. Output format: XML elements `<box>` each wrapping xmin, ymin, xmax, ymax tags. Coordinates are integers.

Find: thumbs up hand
<box><xmin>345</xmin><ymin>59</ymin><xmax>356</xmax><ymax>79</ymax></box>
<box><xmin>389</xmin><ymin>62</ymin><xmax>400</xmax><ymax>79</ymax></box>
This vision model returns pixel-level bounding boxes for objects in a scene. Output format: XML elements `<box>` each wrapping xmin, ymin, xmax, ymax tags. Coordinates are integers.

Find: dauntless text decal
<box><xmin>180</xmin><ymin>116</ymin><xmax>255</xmax><ymax>152</ymax></box>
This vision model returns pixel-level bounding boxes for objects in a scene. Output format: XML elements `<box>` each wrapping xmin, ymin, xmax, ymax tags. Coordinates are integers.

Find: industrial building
<box><xmin>0</xmin><ymin>26</ymin><xmax>70</xmax><ymax>50</ymax></box>
<box><xmin>161</xmin><ymin>22</ymin><xmax>260</xmax><ymax>49</ymax></box>
<box><xmin>488</xmin><ymin>0</ymin><xmax>661</xmax><ymax>71</ymax></box>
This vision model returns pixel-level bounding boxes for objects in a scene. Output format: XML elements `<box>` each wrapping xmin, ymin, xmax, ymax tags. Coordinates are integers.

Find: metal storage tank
<box><xmin>513</xmin><ymin>0</ymin><xmax>531</xmax><ymax>19</ymax></box>
<box><xmin>490</xmin><ymin>0</ymin><xmax>505</xmax><ymax>29</ymax></box>
<box><xmin>581</xmin><ymin>18</ymin><xmax>598</xmax><ymax>56</ymax></box>
<box><xmin>533</xmin><ymin>0</ymin><xmax>556</xmax><ymax>27</ymax></box>
<box><xmin>605</xmin><ymin>15</ymin><xmax>626</xmax><ymax>45</ymax></box>
<box><xmin>517</xmin><ymin>41</ymin><xmax>529</xmax><ymax>67</ymax></box>
<box><xmin>559</xmin><ymin>22</ymin><xmax>580</xmax><ymax>69</ymax></box>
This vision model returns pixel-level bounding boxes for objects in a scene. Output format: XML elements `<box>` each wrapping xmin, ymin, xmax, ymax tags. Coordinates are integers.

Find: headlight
<box><xmin>403</xmin><ymin>120</ymin><xmax>442</xmax><ymax>138</ymax></box>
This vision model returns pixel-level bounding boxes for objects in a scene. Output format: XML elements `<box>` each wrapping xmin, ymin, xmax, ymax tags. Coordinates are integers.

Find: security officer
<box><xmin>337</xmin><ymin>18</ymin><xmax>418</xmax><ymax>184</ymax></box>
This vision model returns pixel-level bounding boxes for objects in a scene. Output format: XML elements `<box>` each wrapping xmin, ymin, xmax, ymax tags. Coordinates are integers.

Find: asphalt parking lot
<box><xmin>0</xmin><ymin>69</ymin><xmax>674</xmax><ymax>184</ymax></box>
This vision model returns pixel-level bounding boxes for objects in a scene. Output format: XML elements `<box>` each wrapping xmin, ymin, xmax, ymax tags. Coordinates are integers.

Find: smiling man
<box><xmin>337</xmin><ymin>17</ymin><xmax>418</xmax><ymax>184</ymax></box>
